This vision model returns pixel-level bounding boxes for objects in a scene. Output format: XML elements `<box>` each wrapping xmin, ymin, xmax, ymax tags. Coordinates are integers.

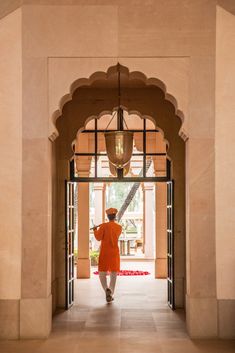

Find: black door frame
<box><xmin>65</xmin><ymin>181</ymin><xmax>76</xmax><ymax>309</ymax></box>
<box><xmin>65</xmin><ymin>175</ymin><xmax>175</xmax><ymax>311</ymax></box>
<box><xmin>167</xmin><ymin>180</ymin><xmax>175</xmax><ymax>310</ymax></box>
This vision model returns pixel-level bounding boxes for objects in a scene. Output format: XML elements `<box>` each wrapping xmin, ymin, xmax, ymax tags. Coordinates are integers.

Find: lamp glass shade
<box><xmin>109</xmin><ymin>161</ymin><xmax>131</xmax><ymax>176</ymax></box>
<box><xmin>105</xmin><ymin>131</ymin><xmax>133</xmax><ymax>169</ymax></box>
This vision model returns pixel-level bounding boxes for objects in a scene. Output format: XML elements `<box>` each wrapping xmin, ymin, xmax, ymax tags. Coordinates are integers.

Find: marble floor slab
<box><xmin>0</xmin><ymin>261</ymin><xmax>235</xmax><ymax>353</ymax></box>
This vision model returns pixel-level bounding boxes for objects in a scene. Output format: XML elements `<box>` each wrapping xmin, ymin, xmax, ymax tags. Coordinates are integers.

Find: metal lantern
<box><xmin>104</xmin><ymin>64</ymin><xmax>133</xmax><ymax>171</ymax></box>
<box><xmin>105</xmin><ymin>131</ymin><xmax>133</xmax><ymax>169</ymax></box>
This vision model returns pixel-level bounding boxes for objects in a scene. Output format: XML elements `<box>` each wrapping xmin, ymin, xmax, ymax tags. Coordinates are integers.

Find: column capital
<box><xmin>75</xmin><ymin>156</ymin><xmax>92</xmax><ymax>177</ymax></box>
<box><xmin>93</xmin><ymin>182</ymin><xmax>105</xmax><ymax>190</ymax></box>
<box><xmin>143</xmin><ymin>182</ymin><xmax>154</xmax><ymax>190</ymax></box>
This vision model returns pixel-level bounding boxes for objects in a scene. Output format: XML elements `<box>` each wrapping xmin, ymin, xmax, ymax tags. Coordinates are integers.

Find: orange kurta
<box><xmin>94</xmin><ymin>221</ymin><xmax>122</xmax><ymax>272</ymax></box>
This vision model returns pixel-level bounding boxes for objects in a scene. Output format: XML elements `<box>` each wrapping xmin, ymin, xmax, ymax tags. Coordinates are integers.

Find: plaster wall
<box><xmin>215</xmin><ymin>6</ymin><xmax>235</xmax><ymax>337</ymax></box>
<box><xmin>21</xmin><ymin>1</ymin><xmax>215</xmax><ymax>140</ymax></box>
<box><xmin>0</xmin><ymin>0</ymin><xmax>222</xmax><ymax>339</ymax></box>
<box><xmin>0</xmin><ymin>8</ymin><xmax>22</xmax><ymax>339</ymax></box>
<box><xmin>0</xmin><ymin>7</ymin><xmax>22</xmax><ymax>300</ymax></box>
<box><xmin>40</xmin><ymin>2</ymin><xmax>216</xmax><ymax>333</ymax></box>
<box><xmin>216</xmin><ymin>5</ymin><xmax>235</xmax><ymax>301</ymax></box>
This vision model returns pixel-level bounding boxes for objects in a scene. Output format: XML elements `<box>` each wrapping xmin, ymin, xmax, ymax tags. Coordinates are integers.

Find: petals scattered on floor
<box><xmin>93</xmin><ymin>270</ymin><xmax>150</xmax><ymax>276</ymax></box>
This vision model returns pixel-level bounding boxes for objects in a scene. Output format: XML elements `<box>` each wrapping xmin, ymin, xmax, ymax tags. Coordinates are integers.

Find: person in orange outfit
<box><xmin>93</xmin><ymin>208</ymin><xmax>122</xmax><ymax>303</ymax></box>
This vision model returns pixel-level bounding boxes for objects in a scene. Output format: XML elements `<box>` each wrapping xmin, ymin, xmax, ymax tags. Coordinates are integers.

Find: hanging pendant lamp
<box><xmin>109</xmin><ymin>161</ymin><xmax>130</xmax><ymax>176</ymax></box>
<box><xmin>105</xmin><ymin>129</ymin><xmax>133</xmax><ymax>169</ymax></box>
<box><xmin>104</xmin><ymin>64</ymin><xmax>133</xmax><ymax>170</ymax></box>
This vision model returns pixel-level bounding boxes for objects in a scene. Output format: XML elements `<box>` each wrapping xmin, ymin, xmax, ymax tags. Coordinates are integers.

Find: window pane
<box><xmin>146</xmin><ymin>156</ymin><xmax>167</xmax><ymax>177</ymax></box>
<box><xmin>146</xmin><ymin>132</ymin><xmax>166</xmax><ymax>154</ymax></box>
<box><xmin>97</xmin><ymin>155</ymin><xmax>115</xmax><ymax>178</ymax></box>
<box><xmin>133</xmin><ymin>132</ymin><xmax>143</xmax><ymax>153</ymax></box>
<box><xmin>146</xmin><ymin>119</ymin><xmax>155</xmax><ymax>129</ymax></box>
<box><xmin>84</xmin><ymin>119</ymin><xmax>95</xmax><ymax>130</ymax></box>
<box><xmin>124</xmin><ymin>156</ymin><xmax>143</xmax><ymax>177</ymax></box>
<box><xmin>145</xmin><ymin>158</ymin><xmax>154</xmax><ymax>177</ymax></box>
<box><xmin>97</xmin><ymin>132</ymin><xmax>106</xmax><ymax>154</ymax></box>
<box><xmin>76</xmin><ymin>132</ymin><xmax>95</xmax><ymax>153</ymax></box>
<box><xmin>124</xmin><ymin>113</ymin><xmax>143</xmax><ymax>130</ymax></box>
<box><xmin>74</xmin><ymin>156</ymin><xmax>95</xmax><ymax>177</ymax></box>
<box><xmin>98</xmin><ymin>114</ymin><xmax>117</xmax><ymax>130</ymax></box>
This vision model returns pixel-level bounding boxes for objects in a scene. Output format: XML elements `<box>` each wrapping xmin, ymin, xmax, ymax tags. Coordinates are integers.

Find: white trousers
<box><xmin>99</xmin><ymin>272</ymin><xmax>117</xmax><ymax>294</ymax></box>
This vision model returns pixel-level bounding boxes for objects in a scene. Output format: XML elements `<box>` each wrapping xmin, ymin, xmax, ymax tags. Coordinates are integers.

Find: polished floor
<box><xmin>1</xmin><ymin>261</ymin><xmax>235</xmax><ymax>353</ymax></box>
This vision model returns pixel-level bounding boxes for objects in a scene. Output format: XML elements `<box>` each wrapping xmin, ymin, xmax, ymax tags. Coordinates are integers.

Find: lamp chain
<box><xmin>104</xmin><ymin>62</ymin><xmax>129</xmax><ymax>131</ymax></box>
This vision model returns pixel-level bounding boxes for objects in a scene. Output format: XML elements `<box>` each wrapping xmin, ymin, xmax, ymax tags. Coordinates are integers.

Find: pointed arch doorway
<box><xmin>64</xmin><ymin>109</ymin><xmax>178</xmax><ymax>311</ymax></box>
<box><xmin>53</xmin><ymin>64</ymin><xmax>185</xmax><ymax>317</ymax></box>
<box><xmin>65</xmin><ymin>179</ymin><xmax>175</xmax><ymax>310</ymax></box>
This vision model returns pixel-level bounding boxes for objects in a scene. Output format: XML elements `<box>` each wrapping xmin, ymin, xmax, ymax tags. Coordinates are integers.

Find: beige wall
<box><xmin>215</xmin><ymin>5</ymin><xmax>235</xmax><ymax>337</ymax></box>
<box><xmin>1</xmin><ymin>0</ymin><xmax>234</xmax><ymax>339</ymax></box>
<box><xmin>216</xmin><ymin>5</ymin><xmax>235</xmax><ymax>301</ymax></box>
<box><xmin>26</xmin><ymin>0</ymin><xmax>214</xmax><ymax>334</ymax></box>
<box><xmin>20</xmin><ymin>3</ymin><xmax>53</xmax><ymax>339</ymax></box>
<box><xmin>0</xmin><ymin>8</ymin><xmax>22</xmax><ymax>300</ymax></box>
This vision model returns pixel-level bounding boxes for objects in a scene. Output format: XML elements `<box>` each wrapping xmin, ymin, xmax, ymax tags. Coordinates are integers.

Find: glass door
<box><xmin>167</xmin><ymin>181</ymin><xmax>175</xmax><ymax>310</ymax></box>
<box><xmin>65</xmin><ymin>181</ymin><xmax>76</xmax><ymax>309</ymax></box>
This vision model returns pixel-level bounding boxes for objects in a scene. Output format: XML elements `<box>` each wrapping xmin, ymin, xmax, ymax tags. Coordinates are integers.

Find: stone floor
<box><xmin>0</xmin><ymin>261</ymin><xmax>235</xmax><ymax>353</ymax></box>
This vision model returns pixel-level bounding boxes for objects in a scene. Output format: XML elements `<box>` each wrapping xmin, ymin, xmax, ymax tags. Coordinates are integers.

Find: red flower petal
<box><xmin>93</xmin><ymin>270</ymin><xmax>150</xmax><ymax>276</ymax></box>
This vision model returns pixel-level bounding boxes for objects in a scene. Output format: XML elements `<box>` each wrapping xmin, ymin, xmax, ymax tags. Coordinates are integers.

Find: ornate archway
<box><xmin>52</xmin><ymin>64</ymin><xmax>186</xmax><ymax>312</ymax></box>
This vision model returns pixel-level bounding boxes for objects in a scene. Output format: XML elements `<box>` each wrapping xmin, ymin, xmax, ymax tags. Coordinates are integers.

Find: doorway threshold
<box><xmin>120</xmin><ymin>256</ymin><xmax>154</xmax><ymax>261</ymax></box>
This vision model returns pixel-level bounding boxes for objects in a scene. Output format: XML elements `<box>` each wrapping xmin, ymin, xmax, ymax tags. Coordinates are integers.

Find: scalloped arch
<box><xmin>50</xmin><ymin>64</ymin><xmax>188</xmax><ymax>142</ymax></box>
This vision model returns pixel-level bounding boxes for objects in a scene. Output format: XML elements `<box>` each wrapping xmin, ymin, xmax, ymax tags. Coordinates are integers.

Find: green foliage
<box><xmin>106</xmin><ymin>183</ymin><xmax>143</xmax><ymax>212</ymax></box>
<box><xmin>90</xmin><ymin>250</ymin><xmax>99</xmax><ymax>266</ymax></box>
<box><xmin>120</xmin><ymin>219</ymin><xmax>137</xmax><ymax>234</ymax></box>
<box><xmin>126</xmin><ymin>226</ymin><xmax>137</xmax><ymax>234</ymax></box>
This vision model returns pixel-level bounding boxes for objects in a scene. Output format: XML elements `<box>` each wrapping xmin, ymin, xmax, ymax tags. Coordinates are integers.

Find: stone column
<box><xmin>77</xmin><ymin>182</ymin><xmax>90</xmax><ymax>278</ymax></box>
<box><xmin>94</xmin><ymin>183</ymin><xmax>104</xmax><ymax>225</ymax></box>
<box><xmin>102</xmin><ymin>183</ymin><xmax>106</xmax><ymax>223</ymax></box>
<box><xmin>143</xmin><ymin>183</ymin><xmax>155</xmax><ymax>259</ymax></box>
<box><xmin>75</xmin><ymin>135</ymin><xmax>92</xmax><ymax>279</ymax></box>
<box><xmin>155</xmin><ymin>183</ymin><xmax>167</xmax><ymax>278</ymax></box>
<box><xmin>150</xmin><ymin>133</ymin><xmax>167</xmax><ymax>278</ymax></box>
<box><xmin>20</xmin><ymin>56</ymin><xmax>53</xmax><ymax>338</ymax></box>
<box><xmin>186</xmin><ymin>136</ymin><xmax>217</xmax><ymax>337</ymax></box>
<box><xmin>0</xmin><ymin>9</ymin><xmax>23</xmax><ymax>339</ymax></box>
<box><xmin>93</xmin><ymin>182</ymin><xmax>105</xmax><ymax>250</ymax></box>
<box><xmin>55</xmin><ymin>158</ymin><xmax>70</xmax><ymax>308</ymax></box>
<box><xmin>185</xmin><ymin>56</ymin><xmax>217</xmax><ymax>337</ymax></box>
